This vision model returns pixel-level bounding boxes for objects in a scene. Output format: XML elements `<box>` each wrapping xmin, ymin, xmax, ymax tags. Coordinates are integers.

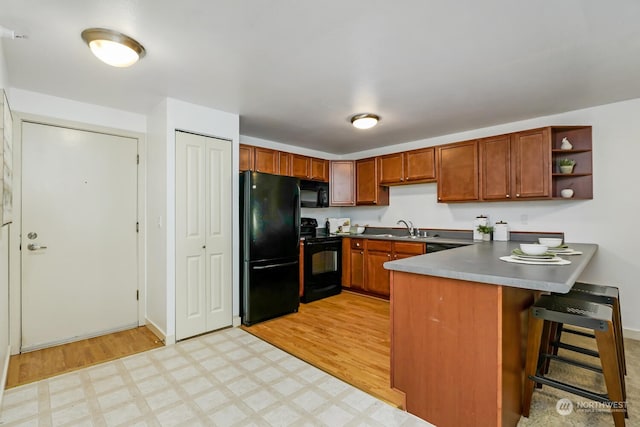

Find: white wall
<box><xmin>146</xmin><ymin>98</ymin><xmax>239</xmax><ymax>343</ymax></box>
<box><xmin>0</xmin><ymin>38</ymin><xmax>10</xmax><ymax>399</ymax></box>
<box><xmin>340</xmin><ymin>98</ymin><xmax>640</xmax><ymax>333</ymax></box>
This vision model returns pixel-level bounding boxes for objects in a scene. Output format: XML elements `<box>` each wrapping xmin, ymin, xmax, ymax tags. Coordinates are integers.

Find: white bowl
<box><xmin>538</xmin><ymin>238</ymin><xmax>563</xmax><ymax>247</ymax></box>
<box><xmin>520</xmin><ymin>243</ymin><xmax>548</xmax><ymax>255</ymax></box>
<box><xmin>560</xmin><ymin>189</ymin><xmax>574</xmax><ymax>198</ymax></box>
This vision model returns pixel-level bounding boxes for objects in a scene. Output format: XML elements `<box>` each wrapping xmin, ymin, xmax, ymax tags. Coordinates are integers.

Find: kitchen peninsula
<box><xmin>384</xmin><ymin>241</ymin><xmax>598</xmax><ymax>427</ymax></box>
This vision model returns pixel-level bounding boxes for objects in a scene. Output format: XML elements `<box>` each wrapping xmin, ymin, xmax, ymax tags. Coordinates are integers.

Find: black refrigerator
<box><xmin>240</xmin><ymin>171</ymin><xmax>301</xmax><ymax>326</ymax></box>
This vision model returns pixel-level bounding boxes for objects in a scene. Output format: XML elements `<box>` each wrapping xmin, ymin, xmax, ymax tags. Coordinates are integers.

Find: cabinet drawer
<box><xmin>351</xmin><ymin>239</ymin><xmax>366</xmax><ymax>250</ymax></box>
<box><xmin>367</xmin><ymin>240</ymin><xmax>393</xmax><ymax>252</ymax></box>
<box><xmin>394</xmin><ymin>242</ymin><xmax>426</xmax><ymax>255</ymax></box>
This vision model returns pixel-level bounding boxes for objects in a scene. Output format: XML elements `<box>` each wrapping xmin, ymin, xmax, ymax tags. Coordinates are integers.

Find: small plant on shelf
<box><xmin>558</xmin><ymin>158</ymin><xmax>576</xmax><ymax>174</ymax></box>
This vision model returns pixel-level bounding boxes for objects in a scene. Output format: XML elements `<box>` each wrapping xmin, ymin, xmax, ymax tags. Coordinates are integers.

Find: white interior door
<box><xmin>21</xmin><ymin>122</ymin><xmax>138</xmax><ymax>351</ymax></box>
<box><xmin>175</xmin><ymin>131</ymin><xmax>232</xmax><ymax>340</ymax></box>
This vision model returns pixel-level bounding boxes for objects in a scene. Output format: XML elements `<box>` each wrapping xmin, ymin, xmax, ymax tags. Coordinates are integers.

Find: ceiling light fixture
<box><xmin>81</xmin><ymin>28</ymin><xmax>146</xmax><ymax>67</ymax></box>
<box><xmin>350</xmin><ymin>113</ymin><xmax>380</xmax><ymax>130</ymax></box>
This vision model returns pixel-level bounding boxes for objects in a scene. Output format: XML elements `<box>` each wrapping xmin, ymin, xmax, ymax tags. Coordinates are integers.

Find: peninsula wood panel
<box><xmin>390</xmin><ymin>271</ymin><xmax>534</xmax><ymax>427</ymax></box>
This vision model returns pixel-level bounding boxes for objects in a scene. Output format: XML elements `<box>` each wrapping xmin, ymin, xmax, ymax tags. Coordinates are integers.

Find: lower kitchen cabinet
<box><xmin>366</xmin><ymin>240</ymin><xmax>393</xmax><ymax>296</ymax></box>
<box><xmin>343</xmin><ymin>238</ymin><xmax>425</xmax><ymax>299</ymax></box>
<box><xmin>349</xmin><ymin>239</ymin><xmax>365</xmax><ymax>290</ymax></box>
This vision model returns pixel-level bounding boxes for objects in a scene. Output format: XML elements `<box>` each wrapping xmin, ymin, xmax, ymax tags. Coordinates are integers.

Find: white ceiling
<box><xmin>1</xmin><ymin>0</ymin><xmax>640</xmax><ymax>154</ymax></box>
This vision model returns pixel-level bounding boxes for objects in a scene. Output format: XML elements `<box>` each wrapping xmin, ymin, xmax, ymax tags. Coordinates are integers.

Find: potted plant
<box><xmin>558</xmin><ymin>158</ymin><xmax>576</xmax><ymax>174</ymax></box>
<box><xmin>477</xmin><ymin>224</ymin><xmax>493</xmax><ymax>241</ymax></box>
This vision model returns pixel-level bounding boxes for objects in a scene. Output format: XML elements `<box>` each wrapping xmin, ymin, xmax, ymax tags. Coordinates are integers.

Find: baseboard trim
<box><xmin>0</xmin><ymin>344</ymin><xmax>11</xmax><ymax>411</ymax></box>
<box><xmin>233</xmin><ymin>315</ymin><xmax>241</xmax><ymax>327</ymax></box>
<box><xmin>144</xmin><ymin>319</ymin><xmax>169</xmax><ymax>344</ymax></box>
<box><xmin>623</xmin><ymin>327</ymin><xmax>640</xmax><ymax>341</ymax></box>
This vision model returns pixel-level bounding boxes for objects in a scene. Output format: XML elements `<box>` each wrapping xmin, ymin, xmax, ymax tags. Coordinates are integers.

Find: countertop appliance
<box><xmin>240</xmin><ymin>171</ymin><xmax>301</xmax><ymax>326</ymax></box>
<box><xmin>300</xmin><ymin>217</ymin><xmax>342</xmax><ymax>303</ymax></box>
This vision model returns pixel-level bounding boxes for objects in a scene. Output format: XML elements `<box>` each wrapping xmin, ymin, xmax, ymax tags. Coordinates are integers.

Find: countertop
<box><xmin>384</xmin><ymin>241</ymin><xmax>598</xmax><ymax>293</ymax></box>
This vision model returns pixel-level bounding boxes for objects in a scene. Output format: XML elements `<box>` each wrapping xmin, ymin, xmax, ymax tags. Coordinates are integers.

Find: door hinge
<box><xmin>136</xmin><ymin>154</ymin><xmax>140</xmax><ymax>164</ymax></box>
<box><xmin>136</xmin><ymin>290</ymin><xmax>139</xmax><ymax>300</ymax></box>
<box><xmin>136</xmin><ymin>222</ymin><xmax>139</xmax><ymax>233</ymax></box>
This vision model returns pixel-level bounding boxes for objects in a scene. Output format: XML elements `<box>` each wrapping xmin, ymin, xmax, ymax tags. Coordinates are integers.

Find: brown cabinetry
<box><xmin>291</xmin><ymin>154</ymin><xmax>328</xmax><ymax>181</ymax></box>
<box><xmin>511</xmin><ymin>128</ymin><xmax>551</xmax><ymax>199</ymax></box>
<box><xmin>278</xmin><ymin>151</ymin><xmax>292</xmax><ymax>176</ymax></box>
<box><xmin>379</xmin><ymin>148</ymin><xmax>436</xmax><ymax>185</ymax></box>
<box><xmin>550</xmin><ymin>126</ymin><xmax>593</xmax><ymax>199</ymax></box>
<box><xmin>479</xmin><ymin>128</ymin><xmax>551</xmax><ymax>200</ymax></box>
<box><xmin>343</xmin><ymin>238</ymin><xmax>425</xmax><ymax>298</ymax></box>
<box><xmin>329</xmin><ymin>161</ymin><xmax>356</xmax><ymax>206</ymax></box>
<box><xmin>239</xmin><ymin>144</ymin><xmax>254</xmax><ymax>171</ymax></box>
<box><xmin>349</xmin><ymin>239</ymin><xmax>365</xmax><ymax>290</ymax></box>
<box><xmin>356</xmin><ymin>157</ymin><xmax>389</xmax><ymax>205</ymax></box>
<box><xmin>437</xmin><ymin>140</ymin><xmax>479</xmax><ymax>202</ymax></box>
<box><xmin>254</xmin><ymin>147</ymin><xmax>279</xmax><ymax>174</ymax></box>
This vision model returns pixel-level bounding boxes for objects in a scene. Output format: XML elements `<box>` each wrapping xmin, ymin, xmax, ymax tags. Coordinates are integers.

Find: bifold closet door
<box><xmin>175</xmin><ymin>131</ymin><xmax>232</xmax><ymax>340</ymax></box>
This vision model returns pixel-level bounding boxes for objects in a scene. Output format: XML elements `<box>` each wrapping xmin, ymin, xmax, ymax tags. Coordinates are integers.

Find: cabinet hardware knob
<box><xmin>360</xmin><ymin>251</ymin><xmax>364</xmax><ymax>255</ymax></box>
<box><xmin>516</xmin><ymin>193</ymin><xmax>520</xmax><ymax>197</ymax></box>
<box><xmin>506</xmin><ymin>194</ymin><xmax>510</xmax><ymax>198</ymax></box>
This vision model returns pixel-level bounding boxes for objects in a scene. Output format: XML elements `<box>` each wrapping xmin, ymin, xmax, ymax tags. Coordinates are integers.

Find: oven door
<box><xmin>303</xmin><ymin>238</ymin><xmax>342</xmax><ymax>303</ymax></box>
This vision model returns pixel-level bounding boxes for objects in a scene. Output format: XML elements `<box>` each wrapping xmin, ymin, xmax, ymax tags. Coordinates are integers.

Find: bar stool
<box><xmin>523</xmin><ymin>294</ymin><xmax>627</xmax><ymax>426</ymax></box>
<box><xmin>548</xmin><ymin>282</ymin><xmax>626</xmax><ymax>376</ymax></box>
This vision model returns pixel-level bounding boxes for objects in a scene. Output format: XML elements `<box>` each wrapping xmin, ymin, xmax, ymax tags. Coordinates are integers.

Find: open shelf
<box><xmin>551</xmin><ymin>126</ymin><xmax>592</xmax><ymax>199</ymax></box>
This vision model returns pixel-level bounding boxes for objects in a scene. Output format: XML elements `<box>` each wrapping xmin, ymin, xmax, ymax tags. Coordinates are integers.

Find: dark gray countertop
<box><xmin>384</xmin><ymin>241</ymin><xmax>598</xmax><ymax>293</ymax></box>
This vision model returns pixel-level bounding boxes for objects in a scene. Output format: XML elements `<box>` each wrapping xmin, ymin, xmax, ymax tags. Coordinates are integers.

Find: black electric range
<box><xmin>300</xmin><ymin>218</ymin><xmax>342</xmax><ymax>302</ymax></box>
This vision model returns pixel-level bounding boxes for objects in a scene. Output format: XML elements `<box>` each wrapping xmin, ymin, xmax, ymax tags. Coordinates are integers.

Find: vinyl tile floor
<box><xmin>0</xmin><ymin>327</ymin><xmax>432</xmax><ymax>427</ymax></box>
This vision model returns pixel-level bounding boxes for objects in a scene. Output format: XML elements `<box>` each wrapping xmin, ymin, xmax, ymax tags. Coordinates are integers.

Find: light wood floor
<box><xmin>242</xmin><ymin>291</ymin><xmax>404</xmax><ymax>408</ymax></box>
<box><xmin>6</xmin><ymin>326</ymin><xmax>163</xmax><ymax>388</ymax></box>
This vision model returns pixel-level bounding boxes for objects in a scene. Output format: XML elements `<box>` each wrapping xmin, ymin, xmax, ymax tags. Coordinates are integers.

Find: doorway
<box><xmin>21</xmin><ymin>122</ymin><xmax>140</xmax><ymax>351</ymax></box>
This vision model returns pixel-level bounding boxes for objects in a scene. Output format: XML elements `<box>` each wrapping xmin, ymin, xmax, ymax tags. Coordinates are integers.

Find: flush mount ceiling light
<box><xmin>350</xmin><ymin>113</ymin><xmax>380</xmax><ymax>130</ymax></box>
<box><xmin>81</xmin><ymin>28</ymin><xmax>146</xmax><ymax>67</ymax></box>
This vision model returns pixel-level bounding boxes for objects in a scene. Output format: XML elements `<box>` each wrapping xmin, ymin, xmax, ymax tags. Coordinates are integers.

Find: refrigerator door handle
<box><xmin>252</xmin><ymin>261</ymin><xmax>299</xmax><ymax>270</ymax></box>
<box><xmin>294</xmin><ymin>185</ymin><xmax>301</xmax><ymax>243</ymax></box>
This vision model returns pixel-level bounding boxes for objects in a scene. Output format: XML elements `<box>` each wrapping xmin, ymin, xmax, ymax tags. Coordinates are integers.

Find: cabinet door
<box><xmin>356</xmin><ymin>157</ymin><xmax>389</xmax><ymax>205</ymax></box>
<box><xmin>437</xmin><ymin>140</ymin><xmax>479</xmax><ymax>202</ymax></box>
<box><xmin>405</xmin><ymin>147</ymin><xmax>436</xmax><ymax>182</ymax></box>
<box><xmin>278</xmin><ymin>152</ymin><xmax>292</xmax><ymax>176</ymax></box>
<box><xmin>350</xmin><ymin>249</ymin><xmax>365</xmax><ymax>290</ymax></box>
<box><xmin>366</xmin><ymin>250</ymin><xmax>391</xmax><ymax>297</ymax></box>
<box><xmin>480</xmin><ymin>135</ymin><xmax>511</xmax><ymax>200</ymax></box>
<box><xmin>239</xmin><ymin>144</ymin><xmax>254</xmax><ymax>171</ymax></box>
<box><xmin>512</xmin><ymin>128</ymin><xmax>550</xmax><ymax>199</ymax></box>
<box><xmin>254</xmin><ymin>147</ymin><xmax>278</xmax><ymax>174</ymax></box>
<box><xmin>379</xmin><ymin>153</ymin><xmax>405</xmax><ymax>184</ymax></box>
<box><xmin>291</xmin><ymin>154</ymin><xmax>310</xmax><ymax>179</ymax></box>
<box><xmin>309</xmin><ymin>158</ymin><xmax>328</xmax><ymax>181</ymax></box>
<box><xmin>330</xmin><ymin>160</ymin><xmax>356</xmax><ymax>206</ymax></box>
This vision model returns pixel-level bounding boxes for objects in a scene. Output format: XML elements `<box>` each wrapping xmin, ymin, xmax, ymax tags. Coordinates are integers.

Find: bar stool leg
<box><xmin>523</xmin><ymin>313</ymin><xmax>545</xmax><ymax>417</ymax></box>
<box><xmin>594</xmin><ymin>324</ymin><xmax>627</xmax><ymax>426</ymax></box>
<box><xmin>612</xmin><ymin>298</ymin><xmax>627</xmax><ymax>375</ymax></box>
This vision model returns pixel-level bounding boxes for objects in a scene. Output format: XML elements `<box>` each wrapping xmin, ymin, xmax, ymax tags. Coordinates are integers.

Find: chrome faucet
<box><xmin>397</xmin><ymin>220</ymin><xmax>414</xmax><ymax>236</ymax></box>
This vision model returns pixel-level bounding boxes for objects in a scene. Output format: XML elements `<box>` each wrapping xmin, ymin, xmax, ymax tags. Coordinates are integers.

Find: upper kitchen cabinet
<box><xmin>437</xmin><ymin>140</ymin><xmax>479</xmax><ymax>202</ymax></box>
<box><xmin>356</xmin><ymin>157</ymin><xmax>389</xmax><ymax>206</ymax></box>
<box><xmin>550</xmin><ymin>126</ymin><xmax>592</xmax><ymax>199</ymax></box>
<box><xmin>291</xmin><ymin>154</ymin><xmax>328</xmax><ymax>181</ymax></box>
<box><xmin>329</xmin><ymin>160</ymin><xmax>356</xmax><ymax>206</ymax></box>
<box><xmin>480</xmin><ymin>128</ymin><xmax>551</xmax><ymax>200</ymax></box>
<box><xmin>310</xmin><ymin>157</ymin><xmax>329</xmax><ymax>181</ymax></box>
<box><xmin>239</xmin><ymin>144</ymin><xmax>254</xmax><ymax>171</ymax></box>
<box><xmin>379</xmin><ymin>147</ymin><xmax>436</xmax><ymax>185</ymax></box>
<box><xmin>254</xmin><ymin>147</ymin><xmax>279</xmax><ymax>174</ymax></box>
<box><xmin>278</xmin><ymin>151</ymin><xmax>292</xmax><ymax>176</ymax></box>
<box><xmin>511</xmin><ymin>127</ymin><xmax>551</xmax><ymax>199</ymax></box>
<box><xmin>291</xmin><ymin>154</ymin><xmax>310</xmax><ymax>179</ymax></box>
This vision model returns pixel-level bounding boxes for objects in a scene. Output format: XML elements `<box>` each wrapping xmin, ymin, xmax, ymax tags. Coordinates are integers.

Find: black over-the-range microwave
<box><xmin>300</xmin><ymin>179</ymin><xmax>329</xmax><ymax>208</ymax></box>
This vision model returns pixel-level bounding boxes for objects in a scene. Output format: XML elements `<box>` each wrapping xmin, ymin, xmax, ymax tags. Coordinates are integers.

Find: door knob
<box><xmin>27</xmin><ymin>243</ymin><xmax>48</xmax><ymax>251</ymax></box>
